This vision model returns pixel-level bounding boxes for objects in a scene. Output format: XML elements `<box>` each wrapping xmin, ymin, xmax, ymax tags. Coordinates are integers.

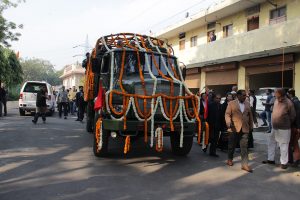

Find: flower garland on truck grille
<box><xmin>94</xmin><ymin>33</ymin><xmax>204</xmax><ymax>152</ymax></box>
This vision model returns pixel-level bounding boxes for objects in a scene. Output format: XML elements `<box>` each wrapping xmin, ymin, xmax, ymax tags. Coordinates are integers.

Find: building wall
<box><xmin>162</xmin><ymin>0</ymin><xmax>300</xmax><ymax>94</ymax></box>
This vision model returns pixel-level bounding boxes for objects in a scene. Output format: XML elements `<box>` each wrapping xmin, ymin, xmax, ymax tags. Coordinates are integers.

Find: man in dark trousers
<box><xmin>56</xmin><ymin>86</ymin><xmax>69</xmax><ymax>119</ymax></box>
<box><xmin>32</xmin><ymin>86</ymin><xmax>48</xmax><ymax>124</ymax></box>
<box><xmin>0</xmin><ymin>86</ymin><xmax>6</xmax><ymax>117</ymax></box>
<box><xmin>207</xmin><ymin>94</ymin><xmax>223</xmax><ymax>157</ymax></box>
<box><xmin>225</xmin><ymin>90</ymin><xmax>254</xmax><ymax>173</ymax></box>
<box><xmin>76</xmin><ymin>86</ymin><xmax>85</xmax><ymax>122</ymax></box>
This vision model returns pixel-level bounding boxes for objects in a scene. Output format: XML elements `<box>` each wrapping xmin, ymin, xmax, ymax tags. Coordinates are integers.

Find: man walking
<box><xmin>68</xmin><ymin>86</ymin><xmax>76</xmax><ymax>115</ymax></box>
<box><xmin>260</xmin><ymin>89</ymin><xmax>274</xmax><ymax>133</ymax></box>
<box><xmin>287</xmin><ymin>89</ymin><xmax>300</xmax><ymax>166</ymax></box>
<box><xmin>225</xmin><ymin>90</ymin><xmax>254</xmax><ymax>173</ymax></box>
<box><xmin>56</xmin><ymin>86</ymin><xmax>68</xmax><ymax>119</ymax></box>
<box><xmin>32</xmin><ymin>86</ymin><xmax>48</xmax><ymax>124</ymax></box>
<box><xmin>263</xmin><ymin>88</ymin><xmax>296</xmax><ymax>169</ymax></box>
<box><xmin>76</xmin><ymin>86</ymin><xmax>85</xmax><ymax>122</ymax></box>
<box><xmin>0</xmin><ymin>86</ymin><xmax>6</xmax><ymax>117</ymax></box>
<box><xmin>207</xmin><ymin>94</ymin><xmax>222</xmax><ymax>157</ymax></box>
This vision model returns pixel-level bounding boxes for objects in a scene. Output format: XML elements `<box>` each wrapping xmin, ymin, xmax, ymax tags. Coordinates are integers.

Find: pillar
<box><xmin>295</xmin><ymin>56</ymin><xmax>300</xmax><ymax>97</ymax></box>
<box><xmin>238</xmin><ymin>65</ymin><xmax>246</xmax><ymax>90</ymax></box>
<box><xmin>200</xmin><ymin>71</ymin><xmax>206</xmax><ymax>92</ymax></box>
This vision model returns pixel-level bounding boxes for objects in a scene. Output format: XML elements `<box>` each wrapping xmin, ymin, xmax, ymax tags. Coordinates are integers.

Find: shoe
<box><xmin>32</xmin><ymin>120</ymin><xmax>37</xmax><ymax>124</ymax></box>
<box><xmin>75</xmin><ymin>119</ymin><xmax>80</xmax><ymax>121</ymax></box>
<box><xmin>64</xmin><ymin>117</ymin><xmax>67</xmax><ymax>119</ymax></box>
<box><xmin>4</xmin><ymin>113</ymin><xmax>7</xmax><ymax>116</ymax></box>
<box><xmin>266</xmin><ymin>130</ymin><xmax>271</xmax><ymax>133</ymax></box>
<box><xmin>262</xmin><ymin>160</ymin><xmax>275</xmax><ymax>165</ymax></box>
<box><xmin>281</xmin><ymin>164</ymin><xmax>288</xmax><ymax>169</ymax></box>
<box><xmin>227</xmin><ymin>160</ymin><xmax>233</xmax><ymax>166</ymax></box>
<box><xmin>202</xmin><ymin>148</ymin><xmax>207</xmax><ymax>153</ymax></box>
<box><xmin>261</xmin><ymin>123</ymin><xmax>268</xmax><ymax>127</ymax></box>
<box><xmin>209</xmin><ymin>154</ymin><xmax>219</xmax><ymax>157</ymax></box>
<box><xmin>241</xmin><ymin>165</ymin><xmax>253</xmax><ymax>173</ymax></box>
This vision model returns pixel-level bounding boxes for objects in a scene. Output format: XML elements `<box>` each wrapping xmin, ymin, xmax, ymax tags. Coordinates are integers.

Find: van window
<box><xmin>24</xmin><ymin>83</ymin><xmax>47</xmax><ymax>93</ymax></box>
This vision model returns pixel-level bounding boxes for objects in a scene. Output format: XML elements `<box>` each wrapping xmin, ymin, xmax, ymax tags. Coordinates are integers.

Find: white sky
<box><xmin>4</xmin><ymin>0</ymin><xmax>218</xmax><ymax>70</ymax></box>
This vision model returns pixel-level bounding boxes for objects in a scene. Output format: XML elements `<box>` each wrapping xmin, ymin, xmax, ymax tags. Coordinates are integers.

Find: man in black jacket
<box><xmin>0</xmin><ymin>86</ymin><xmax>6</xmax><ymax>117</ymax></box>
<box><xmin>207</xmin><ymin>94</ymin><xmax>223</xmax><ymax>157</ymax></box>
<box><xmin>32</xmin><ymin>86</ymin><xmax>48</xmax><ymax>124</ymax></box>
<box><xmin>76</xmin><ymin>86</ymin><xmax>85</xmax><ymax>122</ymax></box>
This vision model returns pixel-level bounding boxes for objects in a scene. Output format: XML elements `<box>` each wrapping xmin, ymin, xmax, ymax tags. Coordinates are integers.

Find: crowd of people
<box><xmin>196</xmin><ymin>86</ymin><xmax>300</xmax><ymax>172</ymax></box>
<box><xmin>32</xmin><ymin>85</ymin><xmax>86</xmax><ymax>124</ymax></box>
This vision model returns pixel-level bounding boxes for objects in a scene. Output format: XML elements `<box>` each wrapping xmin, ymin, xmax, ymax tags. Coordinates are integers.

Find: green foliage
<box><xmin>0</xmin><ymin>46</ymin><xmax>23</xmax><ymax>87</ymax></box>
<box><xmin>20</xmin><ymin>58</ymin><xmax>62</xmax><ymax>86</ymax></box>
<box><xmin>0</xmin><ymin>0</ymin><xmax>24</xmax><ymax>47</ymax></box>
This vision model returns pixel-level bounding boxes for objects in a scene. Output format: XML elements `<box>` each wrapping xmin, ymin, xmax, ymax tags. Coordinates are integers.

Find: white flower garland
<box><xmin>155</xmin><ymin>127</ymin><xmax>164</xmax><ymax>149</ymax></box>
<box><xmin>97</xmin><ymin>119</ymin><xmax>103</xmax><ymax>151</ymax></box>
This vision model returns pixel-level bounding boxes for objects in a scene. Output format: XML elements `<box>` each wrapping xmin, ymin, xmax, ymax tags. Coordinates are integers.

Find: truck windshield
<box><xmin>114</xmin><ymin>51</ymin><xmax>178</xmax><ymax>78</ymax></box>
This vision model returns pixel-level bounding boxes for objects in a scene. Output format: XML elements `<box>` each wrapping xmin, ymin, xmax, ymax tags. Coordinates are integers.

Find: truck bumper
<box><xmin>102</xmin><ymin>119</ymin><xmax>195</xmax><ymax>137</ymax></box>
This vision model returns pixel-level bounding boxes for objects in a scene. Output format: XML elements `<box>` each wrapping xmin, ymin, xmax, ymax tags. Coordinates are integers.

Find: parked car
<box><xmin>19</xmin><ymin>81</ymin><xmax>56</xmax><ymax>116</ymax></box>
<box><xmin>255</xmin><ymin>87</ymin><xmax>289</xmax><ymax>113</ymax></box>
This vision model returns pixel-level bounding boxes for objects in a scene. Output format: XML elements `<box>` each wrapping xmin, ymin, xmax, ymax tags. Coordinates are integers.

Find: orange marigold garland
<box><xmin>124</xmin><ymin>136</ymin><xmax>131</xmax><ymax>154</ymax></box>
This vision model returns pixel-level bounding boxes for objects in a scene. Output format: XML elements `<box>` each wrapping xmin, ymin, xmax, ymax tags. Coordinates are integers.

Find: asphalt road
<box><xmin>0</xmin><ymin>102</ymin><xmax>299</xmax><ymax>200</ymax></box>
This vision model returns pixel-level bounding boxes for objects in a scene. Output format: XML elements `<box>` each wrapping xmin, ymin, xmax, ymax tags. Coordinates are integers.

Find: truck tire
<box><xmin>86</xmin><ymin>101</ymin><xmax>94</xmax><ymax>133</ymax></box>
<box><xmin>93</xmin><ymin>111</ymin><xmax>109</xmax><ymax>157</ymax></box>
<box><xmin>170</xmin><ymin>132</ymin><xmax>193</xmax><ymax>156</ymax></box>
<box><xmin>93</xmin><ymin>126</ymin><xmax>109</xmax><ymax>157</ymax></box>
<box><xmin>19</xmin><ymin>108</ymin><xmax>25</xmax><ymax>116</ymax></box>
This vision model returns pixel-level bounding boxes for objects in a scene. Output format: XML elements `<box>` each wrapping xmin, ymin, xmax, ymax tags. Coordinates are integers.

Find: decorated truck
<box><xmin>84</xmin><ymin>33</ymin><xmax>203</xmax><ymax>157</ymax></box>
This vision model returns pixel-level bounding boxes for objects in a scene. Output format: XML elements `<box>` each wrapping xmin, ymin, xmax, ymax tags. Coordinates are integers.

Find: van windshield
<box><xmin>24</xmin><ymin>83</ymin><xmax>47</xmax><ymax>93</ymax></box>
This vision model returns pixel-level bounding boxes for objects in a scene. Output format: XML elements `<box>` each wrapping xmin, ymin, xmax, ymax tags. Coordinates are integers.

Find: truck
<box><xmin>84</xmin><ymin>33</ymin><xmax>201</xmax><ymax>157</ymax></box>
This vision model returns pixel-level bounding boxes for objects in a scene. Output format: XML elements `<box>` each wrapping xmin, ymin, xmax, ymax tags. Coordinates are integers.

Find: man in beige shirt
<box><xmin>225</xmin><ymin>90</ymin><xmax>254</xmax><ymax>173</ymax></box>
<box><xmin>68</xmin><ymin>86</ymin><xmax>77</xmax><ymax>115</ymax></box>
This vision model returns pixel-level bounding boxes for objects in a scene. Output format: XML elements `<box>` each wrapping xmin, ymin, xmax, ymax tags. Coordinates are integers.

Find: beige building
<box><xmin>156</xmin><ymin>0</ymin><xmax>300</xmax><ymax>96</ymax></box>
<box><xmin>60</xmin><ymin>63</ymin><xmax>85</xmax><ymax>89</ymax></box>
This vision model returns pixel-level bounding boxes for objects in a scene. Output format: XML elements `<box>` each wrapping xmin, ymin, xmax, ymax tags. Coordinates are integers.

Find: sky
<box><xmin>4</xmin><ymin>0</ymin><xmax>219</xmax><ymax>70</ymax></box>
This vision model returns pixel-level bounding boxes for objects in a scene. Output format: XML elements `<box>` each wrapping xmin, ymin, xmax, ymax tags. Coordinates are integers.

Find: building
<box><xmin>156</xmin><ymin>0</ymin><xmax>300</xmax><ymax>96</ymax></box>
<box><xmin>59</xmin><ymin>63</ymin><xmax>85</xmax><ymax>90</ymax></box>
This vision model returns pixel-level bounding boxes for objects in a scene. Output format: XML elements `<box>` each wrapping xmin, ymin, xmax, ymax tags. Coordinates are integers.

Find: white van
<box><xmin>19</xmin><ymin>81</ymin><xmax>56</xmax><ymax>116</ymax></box>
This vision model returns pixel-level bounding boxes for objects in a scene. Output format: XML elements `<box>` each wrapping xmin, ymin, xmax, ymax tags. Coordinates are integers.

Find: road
<box><xmin>0</xmin><ymin>102</ymin><xmax>299</xmax><ymax>200</ymax></box>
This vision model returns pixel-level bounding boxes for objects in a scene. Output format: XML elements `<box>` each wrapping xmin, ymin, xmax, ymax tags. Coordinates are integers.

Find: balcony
<box><xmin>177</xmin><ymin>17</ymin><xmax>300</xmax><ymax>68</ymax></box>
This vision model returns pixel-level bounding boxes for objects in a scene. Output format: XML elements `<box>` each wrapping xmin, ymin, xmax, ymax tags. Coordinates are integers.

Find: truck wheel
<box><xmin>93</xmin><ymin>128</ymin><xmax>109</xmax><ymax>157</ymax></box>
<box><xmin>86</xmin><ymin>101</ymin><xmax>94</xmax><ymax>133</ymax></box>
<box><xmin>19</xmin><ymin>108</ymin><xmax>25</xmax><ymax>116</ymax></box>
<box><xmin>170</xmin><ymin>132</ymin><xmax>193</xmax><ymax>156</ymax></box>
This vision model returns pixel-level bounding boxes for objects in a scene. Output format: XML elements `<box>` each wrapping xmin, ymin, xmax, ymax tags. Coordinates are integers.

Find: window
<box><xmin>207</xmin><ymin>30</ymin><xmax>216</xmax><ymax>43</ymax></box>
<box><xmin>207</xmin><ymin>22</ymin><xmax>216</xmax><ymax>30</ymax></box>
<box><xmin>24</xmin><ymin>83</ymin><xmax>47</xmax><ymax>93</ymax></box>
<box><xmin>270</xmin><ymin>6</ymin><xmax>286</xmax><ymax>24</ymax></box>
<box><xmin>247</xmin><ymin>16</ymin><xmax>259</xmax><ymax>31</ymax></box>
<box><xmin>223</xmin><ymin>24</ymin><xmax>233</xmax><ymax>38</ymax></box>
<box><xmin>179</xmin><ymin>40</ymin><xmax>185</xmax><ymax>50</ymax></box>
<box><xmin>190</xmin><ymin>36</ymin><xmax>197</xmax><ymax>47</ymax></box>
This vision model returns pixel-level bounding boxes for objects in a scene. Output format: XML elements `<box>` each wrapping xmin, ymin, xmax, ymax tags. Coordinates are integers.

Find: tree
<box><xmin>20</xmin><ymin>58</ymin><xmax>62</xmax><ymax>86</ymax></box>
<box><xmin>0</xmin><ymin>0</ymin><xmax>24</xmax><ymax>47</ymax></box>
<box><xmin>0</xmin><ymin>46</ymin><xmax>23</xmax><ymax>87</ymax></box>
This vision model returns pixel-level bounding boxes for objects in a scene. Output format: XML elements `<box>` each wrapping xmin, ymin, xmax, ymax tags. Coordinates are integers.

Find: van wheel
<box><xmin>170</xmin><ymin>132</ymin><xmax>193</xmax><ymax>156</ymax></box>
<box><xmin>19</xmin><ymin>108</ymin><xmax>25</xmax><ymax>116</ymax></box>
